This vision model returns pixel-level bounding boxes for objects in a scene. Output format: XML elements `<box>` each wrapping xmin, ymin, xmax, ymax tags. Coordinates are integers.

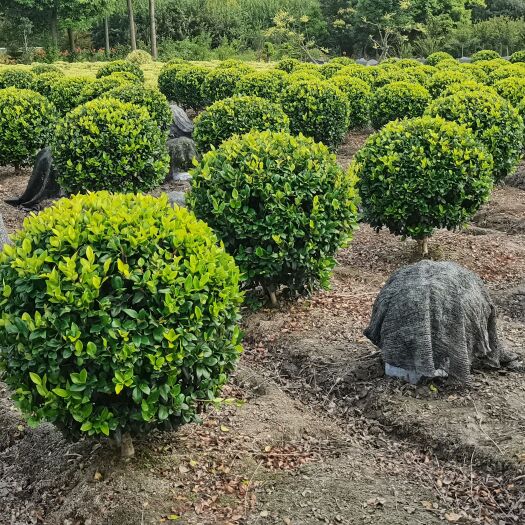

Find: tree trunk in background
<box><xmin>50</xmin><ymin>7</ymin><xmax>59</xmax><ymax>48</ymax></box>
<box><xmin>67</xmin><ymin>28</ymin><xmax>75</xmax><ymax>54</ymax></box>
<box><xmin>149</xmin><ymin>0</ymin><xmax>158</xmax><ymax>59</ymax></box>
<box><xmin>127</xmin><ymin>0</ymin><xmax>137</xmax><ymax>51</ymax></box>
<box><xmin>104</xmin><ymin>17</ymin><xmax>110</xmax><ymax>56</ymax></box>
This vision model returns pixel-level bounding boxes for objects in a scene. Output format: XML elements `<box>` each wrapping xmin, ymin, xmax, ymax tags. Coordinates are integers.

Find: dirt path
<box><xmin>1</xmin><ymin>136</ymin><xmax>524</xmax><ymax>524</ymax></box>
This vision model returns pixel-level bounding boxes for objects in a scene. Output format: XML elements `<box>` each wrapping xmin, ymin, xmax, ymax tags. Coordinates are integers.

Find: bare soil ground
<box><xmin>1</xmin><ymin>134</ymin><xmax>524</xmax><ymax>525</ymax></box>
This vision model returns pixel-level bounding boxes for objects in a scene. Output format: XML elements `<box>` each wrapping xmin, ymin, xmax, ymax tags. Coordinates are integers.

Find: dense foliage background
<box><xmin>2</xmin><ymin>0</ymin><xmax>525</xmax><ymax>62</ymax></box>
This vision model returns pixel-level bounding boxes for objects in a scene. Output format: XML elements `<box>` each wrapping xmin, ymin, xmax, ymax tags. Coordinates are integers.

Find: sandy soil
<box><xmin>1</xmin><ymin>134</ymin><xmax>524</xmax><ymax>525</ymax></box>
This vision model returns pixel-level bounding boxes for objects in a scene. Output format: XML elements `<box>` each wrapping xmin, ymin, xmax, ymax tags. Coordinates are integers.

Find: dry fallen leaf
<box><xmin>445</xmin><ymin>512</ymin><xmax>462</xmax><ymax>522</ymax></box>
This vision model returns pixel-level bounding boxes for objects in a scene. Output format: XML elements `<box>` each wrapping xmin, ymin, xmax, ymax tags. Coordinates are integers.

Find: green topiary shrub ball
<box><xmin>193</xmin><ymin>95</ymin><xmax>290</xmax><ymax>152</ymax></box>
<box><xmin>425</xmin><ymin>52</ymin><xmax>454</xmax><ymax>66</ymax></box>
<box><xmin>102</xmin><ymin>84</ymin><xmax>172</xmax><ymax>131</ymax></box>
<box><xmin>158</xmin><ymin>62</ymin><xmax>189</xmax><ymax>101</ymax></box>
<box><xmin>189</xmin><ymin>130</ymin><xmax>359</xmax><ymax>301</ymax></box>
<box><xmin>493</xmin><ymin>76</ymin><xmax>525</xmax><ymax>107</ymax></box>
<box><xmin>353</xmin><ymin>116</ymin><xmax>494</xmax><ymax>250</ymax></box>
<box><xmin>510</xmin><ymin>50</ymin><xmax>525</xmax><ymax>64</ymax></box>
<box><xmin>52</xmin><ymin>98</ymin><xmax>169</xmax><ymax>193</ymax></box>
<box><xmin>171</xmin><ymin>64</ymin><xmax>210</xmax><ymax>110</ymax></box>
<box><xmin>280</xmin><ymin>78</ymin><xmax>350</xmax><ymax>149</ymax></box>
<box><xmin>471</xmin><ymin>49</ymin><xmax>501</xmax><ymax>62</ymax></box>
<box><xmin>234</xmin><ymin>69</ymin><xmax>288</xmax><ymax>100</ymax></box>
<box><xmin>370</xmin><ymin>81</ymin><xmax>431</xmax><ymax>129</ymax></box>
<box><xmin>330</xmin><ymin>75</ymin><xmax>371</xmax><ymax>129</ymax></box>
<box><xmin>427</xmin><ymin>69</ymin><xmax>474</xmax><ymax>97</ymax></box>
<box><xmin>126</xmin><ymin>49</ymin><xmax>153</xmax><ymax>64</ymax></box>
<box><xmin>46</xmin><ymin>76</ymin><xmax>95</xmax><ymax>115</ymax></box>
<box><xmin>426</xmin><ymin>90</ymin><xmax>524</xmax><ymax>180</ymax></box>
<box><xmin>201</xmin><ymin>67</ymin><xmax>245</xmax><ymax>104</ymax></box>
<box><xmin>31</xmin><ymin>63</ymin><xmax>63</xmax><ymax>75</ymax></box>
<box><xmin>96</xmin><ymin>60</ymin><xmax>144</xmax><ymax>83</ymax></box>
<box><xmin>0</xmin><ymin>87</ymin><xmax>56</xmax><ymax>170</ymax></box>
<box><xmin>0</xmin><ymin>67</ymin><xmax>35</xmax><ymax>89</ymax></box>
<box><xmin>0</xmin><ymin>192</ymin><xmax>243</xmax><ymax>438</ymax></box>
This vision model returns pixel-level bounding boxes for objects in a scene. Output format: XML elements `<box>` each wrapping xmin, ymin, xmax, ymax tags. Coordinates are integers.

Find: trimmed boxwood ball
<box><xmin>189</xmin><ymin>130</ymin><xmax>358</xmax><ymax>300</ymax></box>
<box><xmin>288</xmin><ymin>69</ymin><xmax>323</xmax><ymax>82</ymax></box>
<box><xmin>276</xmin><ymin>57</ymin><xmax>301</xmax><ymax>73</ymax></box>
<box><xmin>201</xmin><ymin>67</ymin><xmax>244</xmax><ymax>104</ymax></box>
<box><xmin>158</xmin><ymin>62</ymin><xmax>189</xmax><ymax>101</ymax></box>
<box><xmin>458</xmin><ymin>63</ymin><xmax>489</xmax><ymax>83</ymax></box>
<box><xmin>427</xmin><ymin>69</ymin><xmax>474</xmax><ymax>97</ymax></box>
<box><xmin>319</xmin><ymin>62</ymin><xmax>345</xmax><ymax>79</ymax></box>
<box><xmin>474</xmin><ymin>58</ymin><xmax>510</xmax><ymax>75</ymax></box>
<box><xmin>216</xmin><ymin>60</ymin><xmax>253</xmax><ymax>74</ymax></box>
<box><xmin>51</xmin><ymin>98</ymin><xmax>169</xmax><ymax>193</ymax></box>
<box><xmin>0</xmin><ymin>191</ymin><xmax>243</xmax><ymax>437</ymax></box>
<box><xmin>0</xmin><ymin>67</ymin><xmax>34</xmax><ymax>89</ymax></box>
<box><xmin>471</xmin><ymin>49</ymin><xmax>501</xmax><ymax>62</ymax></box>
<box><xmin>330</xmin><ymin>75</ymin><xmax>371</xmax><ymax>128</ymax></box>
<box><xmin>337</xmin><ymin>64</ymin><xmax>377</xmax><ymax>83</ymax></box>
<box><xmin>96</xmin><ymin>60</ymin><xmax>144</xmax><ymax>83</ymax></box>
<box><xmin>370</xmin><ymin>81</ymin><xmax>431</xmax><ymax>130</ymax></box>
<box><xmin>235</xmin><ymin>69</ymin><xmax>288</xmax><ymax>100</ymax></box>
<box><xmin>494</xmin><ymin>76</ymin><xmax>525</xmax><ymax>106</ymax></box>
<box><xmin>102</xmin><ymin>84</ymin><xmax>172</xmax><ymax>131</ymax></box>
<box><xmin>31</xmin><ymin>63</ymin><xmax>62</xmax><ymax>75</ymax></box>
<box><xmin>489</xmin><ymin>63</ymin><xmax>525</xmax><ymax>83</ymax></box>
<box><xmin>442</xmin><ymin>80</ymin><xmax>497</xmax><ymax>97</ymax></box>
<box><xmin>280</xmin><ymin>78</ymin><xmax>350</xmax><ymax>149</ymax></box>
<box><xmin>353</xmin><ymin>116</ymin><xmax>494</xmax><ymax>245</ymax></box>
<box><xmin>126</xmin><ymin>49</ymin><xmax>153</xmax><ymax>64</ymax></box>
<box><xmin>0</xmin><ymin>87</ymin><xmax>56</xmax><ymax>170</ymax></box>
<box><xmin>434</xmin><ymin>59</ymin><xmax>462</xmax><ymax>71</ymax></box>
<box><xmin>30</xmin><ymin>71</ymin><xmax>64</xmax><ymax>99</ymax></box>
<box><xmin>426</xmin><ymin>90</ymin><xmax>524</xmax><ymax>180</ymax></box>
<box><xmin>46</xmin><ymin>76</ymin><xmax>94</xmax><ymax>115</ymax></box>
<box><xmin>79</xmin><ymin>75</ymin><xmax>131</xmax><ymax>104</ymax></box>
<box><xmin>329</xmin><ymin>57</ymin><xmax>354</xmax><ymax>66</ymax></box>
<box><xmin>172</xmin><ymin>65</ymin><xmax>210</xmax><ymax>109</ymax></box>
<box><xmin>396</xmin><ymin>59</ymin><xmax>423</xmax><ymax>69</ymax></box>
<box><xmin>193</xmin><ymin>95</ymin><xmax>290</xmax><ymax>152</ymax></box>
<box><xmin>510</xmin><ymin>50</ymin><xmax>525</xmax><ymax>63</ymax></box>
<box><xmin>372</xmin><ymin>68</ymin><xmax>411</xmax><ymax>89</ymax></box>
<box><xmin>426</xmin><ymin>52</ymin><xmax>454</xmax><ymax>66</ymax></box>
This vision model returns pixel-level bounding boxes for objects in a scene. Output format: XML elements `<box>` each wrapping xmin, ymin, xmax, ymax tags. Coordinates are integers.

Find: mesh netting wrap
<box><xmin>365</xmin><ymin>260</ymin><xmax>514</xmax><ymax>384</ymax></box>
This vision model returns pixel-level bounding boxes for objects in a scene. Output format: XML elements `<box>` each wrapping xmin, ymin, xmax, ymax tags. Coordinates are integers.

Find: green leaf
<box><xmin>53</xmin><ymin>387</ymin><xmax>69</xmax><ymax>398</ymax></box>
<box><xmin>29</xmin><ymin>372</ymin><xmax>41</xmax><ymax>385</ymax></box>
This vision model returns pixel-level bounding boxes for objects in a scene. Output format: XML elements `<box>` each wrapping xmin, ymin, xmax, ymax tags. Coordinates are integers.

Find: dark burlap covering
<box><xmin>365</xmin><ymin>260</ymin><xmax>513</xmax><ymax>384</ymax></box>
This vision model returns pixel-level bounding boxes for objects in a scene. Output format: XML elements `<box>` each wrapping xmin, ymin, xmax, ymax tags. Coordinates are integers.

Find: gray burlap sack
<box><xmin>365</xmin><ymin>260</ymin><xmax>516</xmax><ymax>384</ymax></box>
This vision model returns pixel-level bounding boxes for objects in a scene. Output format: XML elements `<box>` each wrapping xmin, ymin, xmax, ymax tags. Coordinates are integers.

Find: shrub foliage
<box><xmin>0</xmin><ymin>68</ymin><xmax>34</xmax><ymax>89</ymax></box>
<box><xmin>0</xmin><ymin>87</ymin><xmax>56</xmax><ymax>169</ymax></box>
<box><xmin>52</xmin><ymin>98</ymin><xmax>169</xmax><ymax>193</ymax></box>
<box><xmin>426</xmin><ymin>90</ymin><xmax>524</xmax><ymax>180</ymax></box>
<box><xmin>189</xmin><ymin>130</ymin><xmax>358</xmax><ymax>296</ymax></box>
<box><xmin>193</xmin><ymin>95</ymin><xmax>290</xmax><ymax>151</ymax></box>
<box><xmin>102</xmin><ymin>84</ymin><xmax>172</xmax><ymax>131</ymax></box>
<box><xmin>280</xmin><ymin>78</ymin><xmax>350</xmax><ymax>148</ymax></box>
<box><xmin>370</xmin><ymin>81</ymin><xmax>431</xmax><ymax>129</ymax></box>
<box><xmin>0</xmin><ymin>192</ymin><xmax>243</xmax><ymax>437</ymax></box>
<box><xmin>96</xmin><ymin>60</ymin><xmax>144</xmax><ymax>83</ymax></box>
<box><xmin>353</xmin><ymin>116</ymin><xmax>494</xmax><ymax>241</ymax></box>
